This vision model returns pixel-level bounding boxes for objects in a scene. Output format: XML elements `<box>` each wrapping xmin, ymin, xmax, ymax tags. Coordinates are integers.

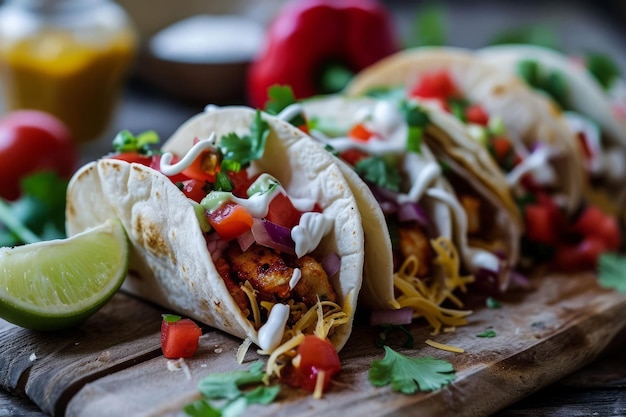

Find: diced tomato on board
<box><xmin>161</xmin><ymin>317</ymin><xmax>202</xmax><ymax>359</ymax></box>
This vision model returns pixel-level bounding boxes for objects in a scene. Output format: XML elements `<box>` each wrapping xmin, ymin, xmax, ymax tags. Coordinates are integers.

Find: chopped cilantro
<box><xmin>112</xmin><ymin>129</ymin><xmax>160</xmax><ymax>154</ymax></box>
<box><xmin>476</xmin><ymin>328</ymin><xmax>496</xmax><ymax>338</ymax></box>
<box><xmin>354</xmin><ymin>155</ymin><xmax>401</xmax><ymax>192</ymax></box>
<box><xmin>406</xmin><ymin>127</ymin><xmax>423</xmax><ymax>153</ymax></box>
<box><xmin>515</xmin><ymin>59</ymin><xmax>570</xmax><ymax>109</ymax></box>
<box><xmin>264</xmin><ymin>85</ymin><xmax>307</xmax><ymax>128</ymax></box>
<box><xmin>586</xmin><ymin>53</ymin><xmax>621</xmax><ymax>91</ymax></box>
<box><xmin>219</xmin><ymin>111</ymin><xmax>270</xmax><ymax>167</ymax></box>
<box><xmin>0</xmin><ymin>172</ymin><xmax>69</xmax><ymax>247</ymax></box>
<box><xmin>598</xmin><ymin>253</ymin><xmax>626</xmax><ymax>293</ymax></box>
<box><xmin>486</xmin><ymin>297</ymin><xmax>502</xmax><ymax>309</ymax></box>
<box><xmin>162</xmin><ymin>314</ymin><xmax>181</xmax><ymax>323</ymax></box>
<box><xmin>214</xmin><ymin>172</ymin><xmax>233</xmax><ymax>192</ymax></box>
<box><xmin>184</xmin><ymin>361</ymin><xmax>280</xmax><ymax>417</ymax></box>
<box><xmin>369</xmin><ymin>346</ymin><xmax>456</xmax><ymax>393</ymax></box>
<box><xmin>375</xmin><ymin>324</ymin><xmax>415</xmax><ymax>349</ymax></box>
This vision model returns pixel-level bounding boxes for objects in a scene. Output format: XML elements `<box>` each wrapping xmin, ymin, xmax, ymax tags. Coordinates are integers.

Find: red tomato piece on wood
<box><xmin>161</xmin><ymin>317</ymin><xmax>202</xmax><ymax>359</ymax></box>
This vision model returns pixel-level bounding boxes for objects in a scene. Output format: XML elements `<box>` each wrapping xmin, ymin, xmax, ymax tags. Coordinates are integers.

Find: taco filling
<box><xmin>376</xmin><ymin>68</ymin><xmax>622</xmax><ymax>270</ymax></box>
<box><xmin>105</xmin><ymin>113</ymin><xmax>349</xmax><ymax>384</ymax></box>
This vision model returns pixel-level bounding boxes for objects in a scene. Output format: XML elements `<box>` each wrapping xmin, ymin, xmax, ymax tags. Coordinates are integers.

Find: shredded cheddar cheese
<box><xmin>425</xmin><ymin>338</ymin><xmax>465</xmax><ymax>353</ymax></box>
<box><xmin>241</xmin><ymin>281</ymin><xmax>261</xmax><ymax>329</ymax></box>
<box><xmin>393</xmin><ymin>237</ymin><xmax>474</xmax><ymax>334</ymax></box>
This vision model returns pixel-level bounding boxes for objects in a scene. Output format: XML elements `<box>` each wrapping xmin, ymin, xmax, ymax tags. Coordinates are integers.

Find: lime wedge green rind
<box><xmin>0</xmin><ymin>218</ymin><xmax>129</xmax><ymax>331</ymax></box>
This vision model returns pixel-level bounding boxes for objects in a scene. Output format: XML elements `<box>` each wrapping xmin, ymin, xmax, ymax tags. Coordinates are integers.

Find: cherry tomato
<box><xmin>161</xmin><ymin>317</ymin><xmax>202</xmax><ymax>359</ymax></box>
<box><xmin>292</xmin><ymin>335</ymin><xmax>341</xmax><ymax>394</ymax></box>
<box><xmin>524</xmin><ymin>203</ymin><xmax>560</xmax><ymax>245</ymax></box>
<box><xmin>409</xmin><ymin>70</ymin><xmax>459</xmax><ymax>100</ymax></box>
<box><xmin>572</xmin><ymin>206</ymin><xmax>621</xmax><ymax>250</ymax></box>
<box><xmin>207</xmin><ymin>202</ymin><xmax>254</xmax><ymax>241</ymax></box>
<box><xmin>265</xmin><ymin>192</ymin><xmax>304</xmax><ymax>229</ymax></box>
<box><xmin>0</xmin><ymin>110</ymin><xmax>77</xmax><ymax>200</ymax></box>
<box><xmin>552</xmin><ymin>237</ymin><xmax>607</xmax><ymax>272</ymax></box>
<box><xmin>339</xmin><ymin>148</ymin><xmax>369</xmax><ymax>166</ymax></box>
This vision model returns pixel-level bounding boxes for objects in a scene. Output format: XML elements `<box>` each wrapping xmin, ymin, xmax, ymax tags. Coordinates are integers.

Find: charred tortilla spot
<box><xmin>492</xmin><ymin>84</ymin><xmax>506</xmax><ymax>95</ymax></box>
<box><xmin>66</xmin><ymin>199</ymin><xmax>75</xmax><ymax>218</ymax></box>
<box><xmin>134</xmin><ymin>215</ymin><xmax>169</xmax><ymax>257</ymax></box>
<box><xmin>76</xmin><ymin>165</ymin><xmax>95</xmax><ymax>181</ymax></box>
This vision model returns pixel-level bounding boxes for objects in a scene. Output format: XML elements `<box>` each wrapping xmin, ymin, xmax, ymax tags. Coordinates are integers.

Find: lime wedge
<box><xmin>0</xmin><ymin>218</ymin><xmax>129</xmax><ymax>331</ymax></box>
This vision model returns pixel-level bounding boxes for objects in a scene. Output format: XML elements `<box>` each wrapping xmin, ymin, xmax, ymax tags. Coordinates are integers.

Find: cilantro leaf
<box><xmin>598</xmin><ymin>253</ymin><xmax>626</xmax><ymax>293</ymax></box>
<box><xmin>586</xmin><ymin>52</ymin><xmax>621</xmax><ymax>91</ymax></box>
<box><xmin>369</xmin><ymin>346</ymin><xmax>455</xmax><ymax>393</ymax></box>
<box><xmin>354</xmin><ymin>156</ymin><xmax>401</xmax><ymax>192</ymax></box>
<box><xmin>264</xmin><ymin>85</ymin><xmax>308</xmax><ymax>129</ymax></box>
<box><xmin>0</xmin><ymin>172</ymin><xmax>69</xmax><ymax>247</ymax></box>
<box><xmin>486</xmin><ymin>298</ymin><xmax>502</xmax><ymax>309</ymax></box>
<box><xmin>476</xmin><ymin>329</ymin><xmax>497</xmax><ymax>338</ymax></box>
<box><xmin>183</xmin><ymin>400</ymin><xmax>221</xmax><ymax>417</ymax></box>
<box><xmin>197</xmin><ymin>361</ymin><xmax>266</xmax><ymax>400</ymax></box>
<box><xmin>219</xmin><ymin>111</ymin><xmax>270</xmax><ymax>166</ymax></box>
<box><xmin>112</xmin><ymin>129</ymin><xmax>160</xmax><ymax>154</ymax></box>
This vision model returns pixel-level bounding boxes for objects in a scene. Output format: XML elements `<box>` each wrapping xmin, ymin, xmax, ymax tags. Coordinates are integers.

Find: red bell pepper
<box><xmin>247</xmin><ymin>0</ymin><xmax>399</xmax><ymax>108</ymax></box>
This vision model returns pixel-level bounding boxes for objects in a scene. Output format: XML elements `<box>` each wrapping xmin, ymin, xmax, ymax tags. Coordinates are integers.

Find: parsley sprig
<box><xmin>184</xmin><ymin>361</ymin><xmax>280</xmax><ymax>417</ymax></box>
<box><xmin>369</xmin><ymin>346</ymin><xmax>456</xmax><ymax>394</ymax></box>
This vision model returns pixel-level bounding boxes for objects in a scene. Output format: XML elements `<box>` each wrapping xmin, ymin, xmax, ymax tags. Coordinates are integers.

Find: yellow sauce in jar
<box><xmin>0</xmin><ymin>29</ymin><xmax>135</xmax><ymax>143</ymax></box>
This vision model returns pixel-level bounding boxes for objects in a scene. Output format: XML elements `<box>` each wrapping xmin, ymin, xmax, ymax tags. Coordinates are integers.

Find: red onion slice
<box><xmin>322</xmin><ymin>251</ymin><xmax>341</xmax><ymax>278</ymax></box>
<box><xmin>370</xmin><ymin>307</ymin><xmax>413</xmax><ymax>326</ymax></box>
<box><xmin>251</xmin><ymin>218</ymin><xmax>296</xmax><ymax>255</ymax></box>
<box><xmin>236</xmin><ymin>229</ymin><xmax>255</xmax><ymax>252</ymax></box>
<box><xmin>397</xmin><ymin>202</ymin><xmax>430</xmax><ymax>228</ymax></box>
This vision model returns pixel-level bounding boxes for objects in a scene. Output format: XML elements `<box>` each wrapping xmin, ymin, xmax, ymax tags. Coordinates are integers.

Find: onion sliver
<box><xmin>397</xmin><ymin>202</ymin><xmax>430</xmax><ymax>227</ymax></box>
<box><xmin>251</xmin><ymin>218</ymin><xmax>296</xmax><ymax>254</ymax></box>
<box><xmin>370</xmin><ymin>307</ymin><xmax>413</xmax><ymax>326</ymax></box>
<box><xmin>322</xmin><ymin>251</ymin><xmax>341</xmax><ymax>278</ymax></box>
<box><xmin>237</xmin><ymin>229</ymin><xmax>255</xmax><ymax>252</ymax></box>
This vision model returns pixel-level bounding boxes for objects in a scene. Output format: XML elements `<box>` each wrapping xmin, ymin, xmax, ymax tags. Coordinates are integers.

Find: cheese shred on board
<box><xmin>425</xmin><ymin>338</ymin><xmax>465</xmax><ymax>353</ymax></box>
<box><xmin>394</xmin><ymin>237</ymin><xmax>474</xmax><ymax>334</ymax></box>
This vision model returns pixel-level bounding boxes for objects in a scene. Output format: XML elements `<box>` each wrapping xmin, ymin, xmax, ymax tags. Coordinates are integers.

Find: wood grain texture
<box><xmin>1</xmin><ymin>273</ymin><xmax>626</xmax><ymax>417</ymax></box>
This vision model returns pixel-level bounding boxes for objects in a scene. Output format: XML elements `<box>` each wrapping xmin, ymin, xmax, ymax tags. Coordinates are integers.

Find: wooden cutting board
<box><xmin>1</xmin><ymin>272</ymin><xmax>625</xmax><ymax>417</ymax></box>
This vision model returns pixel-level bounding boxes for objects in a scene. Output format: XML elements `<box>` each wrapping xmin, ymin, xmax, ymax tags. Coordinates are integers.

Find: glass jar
<box><xmin>0</xmin><ymin>0</ymin><xmax>137</xmax><ymax>143</ymax></box>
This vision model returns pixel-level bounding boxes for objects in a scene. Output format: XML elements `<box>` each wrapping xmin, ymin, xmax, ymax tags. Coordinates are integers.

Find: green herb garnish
<box><xmin>184</xmin><ymin>361</ymin><xmax>280</xmax><ymax>417</ymax></box>
<box><xmin>264</xmin><ymin>85</ymin><xmax>307</xmax><ymax>128</ymax></box>
<box><xmin>219</xmin><ymin>111</ymin><xmax>270</xmax><ymax>167</ymax></box>
<box><xmin>486</xmin><ymin>297</ymin><xmax>502</xmax><ymax>309</ymax></box>
<box><xmin>476</xmin><ymin>328</ymin><xmax>497</xmax><ymax>338</ymax></box>
<box><xmin>586</xmin><ymin>53</ymin><xmax>621</xmax><ymax>91</ymax></box>
<box><xmin>162</xmin><ymin>314</ymin><xmax>181</xmax><ymax>323</ymax></box>
<box><xmin>369</xmin><ymin>346</ymin><xmax>456</xmax><ymax>393</ymax></box>
<box><xmin>354</xmin><ymin>155</ymin><xmax>402</xmax><ymax>192</ymax></box>
<box><xmin>598</xmin><ymin>253</ymin><xmax>626</xmax><ymax>293</ymax></box>
<box><xmin>112</xmin><ymin>129</ymin><xmax>160</xmax><ymax>154</ymax></box>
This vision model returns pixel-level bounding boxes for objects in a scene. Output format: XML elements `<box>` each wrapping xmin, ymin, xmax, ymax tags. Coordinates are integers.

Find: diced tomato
<box><xmin>108</xmin><ymin>151</ymin><xmax>152</xmax><ymax>166</ymax></box>
<box><xmin>292</xmin><ymin>335</ymin><xmax>341</xmax><ymax>395</ymax></box>
<box><xmin>465</xmin><ymin>104</ymin><xmax>490</xmax><ymax>126</ymax></box>
<box><xmin>298</xmin><ymin>124</ymin><xmax>310</xmax><ymax>134</ymax></box>
<box><xmin>182</xmin><ymin>150</ymin><xmax>219</xmax><ymax>182</ymax></box>
<box><xmin>339</xmin><ymin>148</ymin><xmax>369</xmax><ymax>166</ymax></box>
<box><xmin>552</xmin><ymin>237</ymin><xmax>607</xmax><ymax>272</ymax></box>
<box><xmin>181</xmin><ymin>179</ymin><xmax>208</xmax><ymax>203</ymax></box>
<box><xmin>409</xmin><ymin>70</ymin><xmax>459</xmax><ymax>99</ymax></box>
<box><xmin>490</xmin><ymin>137</ymin><xmax>513</xmax><ymax>162</ymax></box>
<box><xmin>524</xmin><ymin>203</ymin><xmax>560</xmax><ymax>245</ymax></box>
<box><xmin>161</xmin><ymin>317</ymin><xmax>202</xmax><ymax>359</ymax></box>
<box><xmin>348</xmin><ymin>123</ymin><xmax>374</xmax><ymax>142</ymax></box>
<box><xmin>572</xmin><ymin>205</ymin><xmax>621</xmax><ymax>250</ymax></box>
<box><xmin>576</xmin><ymin>132</ymin><xmax>594</xmax><ymax>161</ymax></box>
<box><xmin>266</xmin><ymin>192</ymin><xmax>304</xmax><ymax>229</ymax></box>
<box><xmin>207</xmin><ymin>202</ymin><xmax>254</xmax><ymax>241</ymax></box>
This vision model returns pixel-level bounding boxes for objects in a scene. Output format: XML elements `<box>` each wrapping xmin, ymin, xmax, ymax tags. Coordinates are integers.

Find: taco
<box><xmin>344</xmin><ymin>46</ymin><xmax>620</xmax><ymax>270</ymax></box>
<box><xmin>287</xmin><ymin>94</ymin><xmax>522</xmax><ymax>330</ymax></box>
<box><xmin>65</xmin><ymin>106</ymin><xmax>364</xmax><ymax>366</ymax></box>
<box><xmin>477</xmin><ymin>44</ymin><xmax>626</xmax><ymax>227</ymax></box>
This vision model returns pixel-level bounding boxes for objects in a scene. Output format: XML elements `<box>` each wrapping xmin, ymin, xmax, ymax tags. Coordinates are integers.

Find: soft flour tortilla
<box><xmin>478</xmin><ymin>44</ymin><xmax>626</xmax><ymax>221</ymax></box>
<box><xmin>66</xmin><ymin>106</ymin><xmax>365</xmax><ymax>352</ymax></box>
<box><xmin>345</xmin><ymin>46</ymin><xmax>584</xmax><ymax>215</ymax></box>
<box><xmin>301</xmin><ymin>95</ymin><xmax>522</xmax><ymax>307</ymax></box>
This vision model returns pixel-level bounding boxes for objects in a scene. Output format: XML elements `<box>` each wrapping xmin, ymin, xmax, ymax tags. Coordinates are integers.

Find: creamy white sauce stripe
<box><xmin>426</xmin><ymin>188</ymin><xmax>500</xmax><ymax>273</ymax></box>
<box><xmin>505</xmin><ymin>145</ymin><xmax>557</xmax><ymax>188</ymax></box>
<box><xmin>289</xmin><ymin>268</ymin><xmax>302</xmax><ymax>290</ymax></box>
<box><xmin>257</xmin><ymin>303</ymin><xmax>290</xmax><ymax>351</ymax></box>
<box><xmin>160</xmin><ymin>133</ymin><xmax>217</xmax><ymax>176</ymax></box>
<box><xmin>292</xmin><ymin>212</ymin><xmax>333</xmax><ymax>258</ymax></box>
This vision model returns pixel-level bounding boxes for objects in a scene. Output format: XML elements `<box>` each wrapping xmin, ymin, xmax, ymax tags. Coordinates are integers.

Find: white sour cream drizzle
<box><xmin>426</xmin><ymin>188</ymin><xmax>501</xmax><ymax>273</ymax></box>
<box><xmin>257</xmin><ymin>303</ymin><xmax>290</xmax><ymax>351</ymax></box>
<box><xmin>563</xmin><ymin>111</ymin><xmax>603</xmax><ymax>175</ymax></box>
<box><xmin>292</xmin><ymin>212</ymin><xmax>333</xmax><ymax>258</ymax></box>
<box><xmin>160</xmin><ymin>133</ymin><xmax>218</xmax><ymax>176</ymax></box>
<box><xmin>505</xmin><ymin>145</ymin><xmax>557</xmax><ymax>188</ymax></box>
<box><xmin>289</xmin><ymin>268</ymin><xmax>302</xmax><ymax>290</ymax></box>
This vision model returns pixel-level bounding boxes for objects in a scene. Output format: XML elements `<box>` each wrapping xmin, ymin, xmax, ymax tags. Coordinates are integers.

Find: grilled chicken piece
<box><xmin>398</xmin><ymin>221</ymin><xmax>433</xmax><ymax>277</ymax></box>
<box><xmin>293</xmin><ymin>256</ymin><xmax>337</xmax><ymax>305</ymax></box>
<box><xmin>460</xmin><ymin>194</ymin><xmax>481</xmax><ymax>235</ymax></box>
<box><xmin>225</xmin><ymin>243</ymin><xmax>293</xmax><ymax>302</ymax></box>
